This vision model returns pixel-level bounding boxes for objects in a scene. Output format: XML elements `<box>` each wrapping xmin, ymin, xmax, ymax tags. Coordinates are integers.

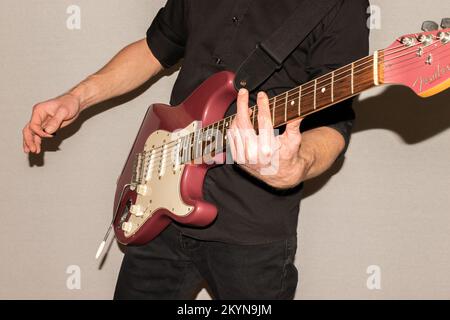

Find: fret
<box><xmin>313</xmin><ymin>79</ymin><xmax>317</xmax><ymax>110</ymax></box>
<box><xmin>214</xmin><ymin>122</ymin><xmax>220</xmax><ymax>157</ymax></box>
<box><xmin>217</xmin><ymin>121</ymin><xmax>222</xmax><ymax>154</ymax></box>
<box><xmin>298</xmin><ymin>86</ymin><xmax>302</xmax><ymax>116</ymax></box>
<box><xmin>194</xmin><ymin>129</ymin><xmax>201</xmax><ymax>161</ymax></box>
<box><xmin>284</xmin><ymin>91</ymin><xmax>288</xmax><ymax>122</ymax></box>
<box><xmin>351</xmin><ymin>62</ymin><xmax>355</xmax><ymax>94</ymax></box>
<box><xmin>224</xmin><ymin>117</ymin><xmax>231</xmax><ymax>146</ymax></box>
<box><xmin>331</xmin><ymin>71</ymin><xmax>335</xmax><ymax>102</ymax></box>
<box><xmin>272</xmin><ymin>96</ymin><xmax>276</xmax><ymax>124</ymax></box>
<box><xmin>316</xmin><ymin>73</ymin><xmax>333</xmax><ymax>111</ymax></box>
<box><xmin>180</xmin><ymin>136</ymin><xmax>184</xmax><ymax>164</ymax></box>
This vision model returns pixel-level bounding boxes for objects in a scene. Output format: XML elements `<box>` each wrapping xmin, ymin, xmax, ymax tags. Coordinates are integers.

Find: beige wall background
<box><xmin>0</xmin><ymin>0</ymin><xmax>449</xmax><ymax>299</ymax></box>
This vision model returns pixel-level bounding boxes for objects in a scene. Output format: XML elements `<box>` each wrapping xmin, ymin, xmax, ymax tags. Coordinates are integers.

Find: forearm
<box><xmin>68</xmin><ymin>39</ymin><xmax>163</xmax><ymax>110</ymax></box>
<box><xmin>298</xmin><ymin>126</ymin><xmax>346</xmax><ymax>181</ymax></box>
<box><xmin>255</xmin><ymin>127</ymin><xmax>345</xmax><ymax>189</ymax></box>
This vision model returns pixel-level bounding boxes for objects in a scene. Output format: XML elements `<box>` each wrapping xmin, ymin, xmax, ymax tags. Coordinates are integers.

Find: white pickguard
<box><xmin>121</xmin><ymin>121</ymin><xmax>200</xmax><ymax>238</ymax></box>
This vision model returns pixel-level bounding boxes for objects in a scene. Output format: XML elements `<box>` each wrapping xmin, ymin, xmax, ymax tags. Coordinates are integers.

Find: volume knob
<box><xmin>121</xmin><ymin>222</ymin><xmax>133</xmax><ymax>233</ymax></box>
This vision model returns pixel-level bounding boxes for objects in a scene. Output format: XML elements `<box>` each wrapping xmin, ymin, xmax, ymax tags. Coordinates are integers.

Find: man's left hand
<box><xmin>227</xmin><ymin>89</ymin><xmax>311</xmax><ymax>189</ymax></box>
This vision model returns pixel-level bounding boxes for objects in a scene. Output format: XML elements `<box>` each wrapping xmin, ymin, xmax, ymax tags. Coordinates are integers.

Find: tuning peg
<box><xmin>422</xmin><ymin>21</ymin><xmax>439</xmax><ymax>32</ymax></box>
<box><xmin>441</xmin><ymin>18</ymin><xmax>450</xmax><ymax>29</ymax></box>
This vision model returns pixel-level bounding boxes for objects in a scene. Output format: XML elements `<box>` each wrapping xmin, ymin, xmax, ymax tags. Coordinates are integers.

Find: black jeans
<box><xmin>114</xmin><ymin>224</ymin><xmax>298</xmax><ymax>300</ymax></box>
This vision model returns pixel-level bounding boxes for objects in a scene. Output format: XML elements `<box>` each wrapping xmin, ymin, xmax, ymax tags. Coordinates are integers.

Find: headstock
<box><xmin>381</xmin><ymin>20</ymin><xmax>450</xmax><ymax>98</ymax></box>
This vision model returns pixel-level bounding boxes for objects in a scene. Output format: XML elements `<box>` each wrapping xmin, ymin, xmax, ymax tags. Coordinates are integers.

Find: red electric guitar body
<box><xmin>112</xmin><ymin>27</ymin><xmax>450</xmax><ymax>246</ymax></box>
<box><xmin>113</xmin><ymin>71</ymin><xmax>236</xmax><ymax>245</ymax></box>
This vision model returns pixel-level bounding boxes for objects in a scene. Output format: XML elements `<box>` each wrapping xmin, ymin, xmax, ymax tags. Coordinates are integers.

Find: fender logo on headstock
<box><xmin>412</xmin><ymin>63</ymin><xmax>450</xmax><ymax>92</ymax></box>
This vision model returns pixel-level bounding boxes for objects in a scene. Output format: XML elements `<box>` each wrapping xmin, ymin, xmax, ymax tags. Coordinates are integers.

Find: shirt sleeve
<box><xmin>146</xmin><ymin>0</ymin><xmax>189</xmax><ymax>68</ymax></box>
<box><xmin>301</xmin><ymin>0</ymin><xmax>370</xmax><ymax>156</ymax></box>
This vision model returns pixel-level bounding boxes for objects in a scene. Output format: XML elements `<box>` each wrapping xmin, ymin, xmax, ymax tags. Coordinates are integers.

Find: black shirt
<box><xmin>146</xmin><ymin>0</ymin><xmax>369</xmax><ymax>244</ymax></box>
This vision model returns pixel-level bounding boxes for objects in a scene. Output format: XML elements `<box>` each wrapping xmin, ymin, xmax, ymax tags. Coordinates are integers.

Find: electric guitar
<box><xmin>109</xmin><ymin>27</ymin><xmax>450</xmax><ymax>247</ymax></box>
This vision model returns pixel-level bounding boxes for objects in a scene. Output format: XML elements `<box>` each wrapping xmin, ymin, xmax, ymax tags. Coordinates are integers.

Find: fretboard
<box><xmin>188</xmin><ymin>53</ymin><xmax>381</xmax><ymax>161</ymax></box>
<box><xmin>131</xmin><ymin>52</ymin><xmax>383</xmax><ymax>176</ymax></box>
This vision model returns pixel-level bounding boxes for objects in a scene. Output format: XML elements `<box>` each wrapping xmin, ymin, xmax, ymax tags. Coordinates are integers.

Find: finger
<box><xmin>284</xmin><ymin>118</ymin><xmax>302</xmax><ymax>137</ymax></box>
<box><xmin>226</xmin><ymin>129</ymin><xmax>237</xmax><ymax>162</ymax></box>
<box><xmin>33</xmin><ymin>134</ymin><xmax>42</xmax><ymax>154</ymax></box>
<box><xmin>256</xmin><ymin>92</ymin><xmax>274</xmax><ymax>161</ymax></box>
<box><xmin>282</xmin><ymin>118</ymin><xmax>302</xmax><ymax>147</ymax></box>
<box><xmin>44</xmin><ymin>107</ymin><xmax>69</xmax><ymax>134</ymax></box>
<box><xmin>23</xmin><ymin>137</ymin><xmax>30</xmax><ymax>153</ymax></box>
<box><xmin>23</xmin><ymin>125</ymin><xmax>37</xmax><ymax>153</ymax></box>
<box><xmin>230</xmin><ymin>124</ymin><xmax>246</xmax><ymax>164</ymax></box>
<box><xmin>236</xmin><ymin>88</ymin><xmax>253</xmax><ymax>130</ymax></box>
<box><xmin>244</xmin><ymin>131</ymin><xmax>259</xmax><ymax>165</ymax></box>
<box><xmin>29</xmin><ymin>108</ymin><xmax>54</xmax><ymax>138</ymax></box>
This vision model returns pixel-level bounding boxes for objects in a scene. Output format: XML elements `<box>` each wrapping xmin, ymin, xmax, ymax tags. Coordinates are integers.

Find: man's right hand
<box><xmin>22</xmin><ymin>39</ymin><xmax>163</xmax><ymax>154</ymax></box>
<box><xmin>22</xmin><ymin>93</ymin><xmax>81</xmax><ymax>154</ymax></box>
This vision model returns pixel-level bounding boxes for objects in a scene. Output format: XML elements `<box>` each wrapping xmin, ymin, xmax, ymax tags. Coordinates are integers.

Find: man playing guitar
<box><xmin>23</xmin><ymin>0</ymin><xmax>369</xmax><ymax>299</ymax></box>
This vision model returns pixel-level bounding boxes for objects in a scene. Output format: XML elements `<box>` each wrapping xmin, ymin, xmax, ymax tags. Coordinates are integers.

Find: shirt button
<box><xmin>232</xmin><ymin>16</ymin><xmax>239</xmax><ymax>23</ymax></box>
<box><xmin>215</xmin><ymin>57</ymin><xmax>222</xmax><ymax>65</ymax></box>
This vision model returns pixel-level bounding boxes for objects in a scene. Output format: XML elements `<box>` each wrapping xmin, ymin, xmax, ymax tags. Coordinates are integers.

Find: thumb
<box><xmin>44</xmin><ymin>107</ymin><xmax>69</xmax><ymax>134</ymax></box>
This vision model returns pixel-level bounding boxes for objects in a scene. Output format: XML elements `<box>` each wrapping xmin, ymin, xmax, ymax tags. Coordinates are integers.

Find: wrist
<box><xmin>243</xmin><ymin>155</ymin><xmax>307</xmax><ymax>190</ymax></box>
<box><xmin>67</xmin><ymin>75</ymin><xmax>102</xmax><ymax>111</ymax></box>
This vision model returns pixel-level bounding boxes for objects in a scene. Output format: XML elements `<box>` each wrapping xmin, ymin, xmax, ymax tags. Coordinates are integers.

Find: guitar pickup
<box><xmin>136</xmin><ymin>184</ymin><xmax>148</xmax><ymax>196</ymax></box>
<box><xmin>130</xmin><ymin>205</ymin><xmax>144</xmax><ymax>217</ymax></box>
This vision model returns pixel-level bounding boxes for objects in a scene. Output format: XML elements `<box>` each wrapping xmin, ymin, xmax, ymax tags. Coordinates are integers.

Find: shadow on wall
<box><xmin>303</xmin><ymin>84</ymin><xmax>450</xmax><ymax>198</ymax></box>
<box><xmin>27</xmin><ymin>64</ymin><xmax>181</xmax><ymax>167</ymax></box>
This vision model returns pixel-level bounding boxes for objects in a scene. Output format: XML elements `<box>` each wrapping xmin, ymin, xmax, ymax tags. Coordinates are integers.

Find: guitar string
<box><xmin>140</xmin><ymin>49</ymin><xmax>450</xmax><ymax>180</ymax></box>
<box><xmin>140</xmin><ymin>41</ymin><xmax>436</xmax><ymax>165</ymax></box>
<box><xmin>382</xmin><ymin>43</ymin><xmax>450</xmax><ymax>73</ymax></box>
<box><xmin>140</xmin><ymin>47</ymin><xmax>450</xmax><ymax>180</ymax></box>
<box><xmin>134</xmin><ymin>40</ymin><xmax>448</xmax><ymax>178</ymax></box>
<box><xmin>136</xmin><ymin>34</ymin><xmax>450</xmax><ymax>179</ymax></box>
<box><xmin>134</xmin><ymin>56</ymin><xmax>378</xmax><ymax>177</ymax></box>
<box><xmin>138</xmin><ymin>39</ymin><xmax>448</xmax><ymax>178</ymax></box>
<box><xmin>136</xmin><ymin>40</ymin><xmax>448</xmax><ymax>179</ymax></box>
<box><xmin>253</xmin><ymin>40</ymin><xmax>448</xmax><ymax>117</ymax></box>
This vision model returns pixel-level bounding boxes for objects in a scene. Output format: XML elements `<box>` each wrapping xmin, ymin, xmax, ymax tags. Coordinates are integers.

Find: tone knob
<box><xmin>121</xmin><ymin>222</ymin><xmax>133</xmax><ymax>233</ymax></box>
<box><xmin>129</xmin><ymin>204</ymin><xmax>144</xmax><ymax>217</ymax></box>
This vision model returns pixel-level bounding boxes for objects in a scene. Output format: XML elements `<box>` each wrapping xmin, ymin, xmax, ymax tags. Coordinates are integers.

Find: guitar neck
<box><xmin>183</xmin><ymin>52</ymin><xmax>383</xmax><ymax>163</ymax></box>
<box><xmin>257</xmin><ymin>52</ymin><xmax>381</xmax><ymax>128</ymax></box>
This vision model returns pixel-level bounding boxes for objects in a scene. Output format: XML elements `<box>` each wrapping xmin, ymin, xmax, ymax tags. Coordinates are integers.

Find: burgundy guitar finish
<box><xmin>113</xmin><ymin>71</ymin><xmax>237</xmax><ymax>245</ymax></box>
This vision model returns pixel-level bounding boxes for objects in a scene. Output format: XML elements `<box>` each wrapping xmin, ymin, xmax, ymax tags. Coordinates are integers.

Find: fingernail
<box><xmin>238</xmin><ymin>88</ymin><xmax>247</xmax><ymax>96</ymax></box>
<box><xmin>44</xmin><ymin>126</ymin><xmax>54</xmax><ymax>134</ymax></box>
<box><xmin>257</xmin><ymin>92</ymin><xmax>265</xmax><ymax>98</ymax></box>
